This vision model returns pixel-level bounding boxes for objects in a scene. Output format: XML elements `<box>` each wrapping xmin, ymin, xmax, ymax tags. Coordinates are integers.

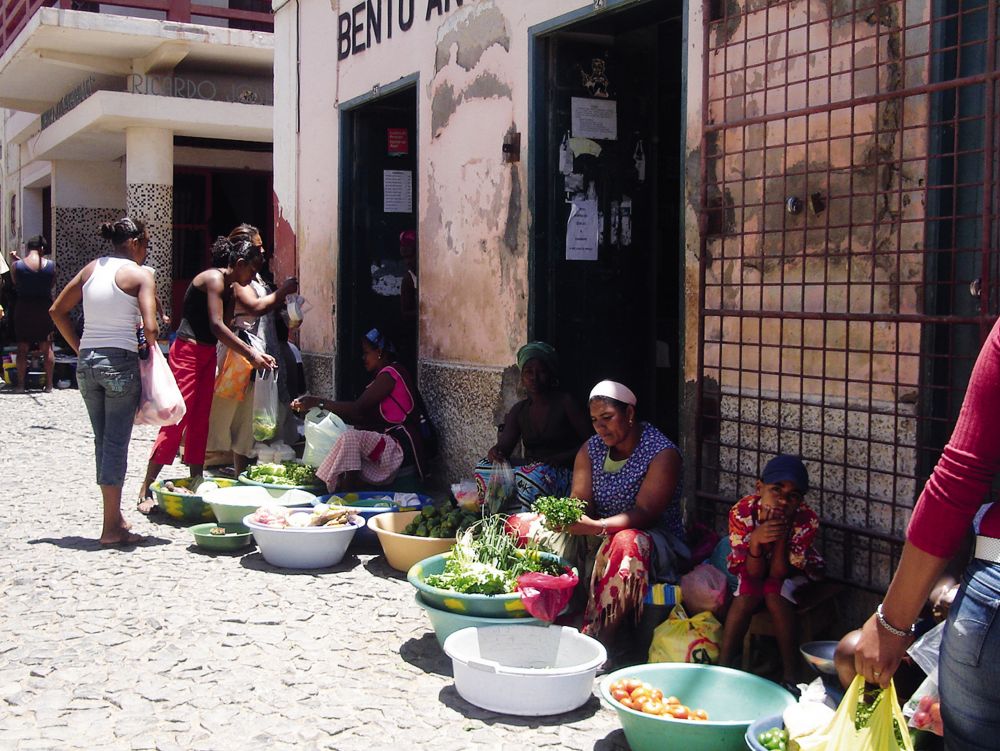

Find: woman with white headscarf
<box><xmin>509</xmin><ymin>379</ymin><xmax>689</xmax><ymax>647</ymax></box>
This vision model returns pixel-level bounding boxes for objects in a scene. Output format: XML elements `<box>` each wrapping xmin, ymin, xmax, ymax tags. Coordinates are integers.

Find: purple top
<box><xmin>586</xmin><ymin>422</ymin><xmax>685</xmax><ymax>541</ymax></box>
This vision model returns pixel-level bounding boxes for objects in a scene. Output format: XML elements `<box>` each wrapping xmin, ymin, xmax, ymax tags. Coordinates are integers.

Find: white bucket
<box><xmin>443</xmin><ymin>624</ymin><xmax>606</xmax><ymax>716</ymax></box>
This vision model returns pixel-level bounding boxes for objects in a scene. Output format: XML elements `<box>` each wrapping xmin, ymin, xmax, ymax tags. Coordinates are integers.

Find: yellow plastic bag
<box><xmin>791</xmin><ymin>675</ymin><xmax>914</xmax><ymax>751</ymax></box>
<box><xmin>647</xmin><ymin>603</ymin><xmax>721</xmax><ymax>664</ymax></box>
<box><xmin>214</xmin><ymin>348</ymin><xmax>253</xmax><ymax>401</ymax></box>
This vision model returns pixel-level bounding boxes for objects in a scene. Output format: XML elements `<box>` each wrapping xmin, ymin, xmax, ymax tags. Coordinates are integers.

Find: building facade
<box><xmin>276</xmin><ymin>0</ymin><xmax>999</xmax><ymax>599</ymax></box>
<box><xmin>0</xmin><ymin>0</ymin><xmax>276</xmax><ymax>318</ymax></box>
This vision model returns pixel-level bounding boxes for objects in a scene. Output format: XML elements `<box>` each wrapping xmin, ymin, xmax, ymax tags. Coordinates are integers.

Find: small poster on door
<box><xmin>571</xmin><ymin>97</ymin><xmax>617</xmax><ymax>141</ymax></box>
<box><xmin>383</xmin><ymin>169</ymin><xmax>412</xmax><ymax>213</ymax></box>
<box><xmin>566</xmin><ymin>197</ymin><xmax>599</xmax><ymax>261</ymax></box>
<box><xmin>387</xmin><ymin>128</ymin><xmax>409</xmax><ymax>156</ymax></box>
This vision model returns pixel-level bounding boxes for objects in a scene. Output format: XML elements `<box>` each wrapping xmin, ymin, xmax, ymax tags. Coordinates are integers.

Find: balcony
<box><xmin>2</xmin><ymin>0</ymin><xmax>272</xmax><ymax>59</ymax></box>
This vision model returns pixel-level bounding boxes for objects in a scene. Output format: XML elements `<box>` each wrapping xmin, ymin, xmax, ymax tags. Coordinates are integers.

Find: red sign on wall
<box><xmin>387</xmin><ymin>128</ymin><xmax>409</xmax><ymax>156</ymax></box>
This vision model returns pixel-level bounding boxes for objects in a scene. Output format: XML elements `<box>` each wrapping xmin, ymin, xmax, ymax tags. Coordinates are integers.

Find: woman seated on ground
<box><xmin>474</xmin><ymin>341</ymin><xmax>591</xmax><ymax>513</ymax></box>
<box><xmin>509</xmin><ymin>380</ymin><xmax>689</xmax><ymax>652</ymax></box>
<box><xmin>291</xmin><ymin>327</ymin><xmax>430</xmax><ymax>490</ymax></box>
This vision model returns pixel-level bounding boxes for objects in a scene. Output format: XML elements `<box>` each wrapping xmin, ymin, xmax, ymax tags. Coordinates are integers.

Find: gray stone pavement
<box><xmin>0</xmin><ymin>386</ymin><xmax>629</xmax><ymax>751</ymax></box>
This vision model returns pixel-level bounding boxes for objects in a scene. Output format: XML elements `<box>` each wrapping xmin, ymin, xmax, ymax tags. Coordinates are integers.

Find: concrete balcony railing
<box><xmin>2</xmin><ymin>0</ymin><xmax>273</xmax><ymax>57</ymax></box>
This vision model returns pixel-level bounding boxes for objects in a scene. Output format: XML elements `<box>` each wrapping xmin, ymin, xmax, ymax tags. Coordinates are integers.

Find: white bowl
<box><xmin>206</xmin><ymin>486</ymin><xmax>316</xmax><ymax>523</ymax></box>
<box><xmin>443</xmin><ymin>624</ymin><xmax>606</xmax><ymax>716</ymax></box>
<box><xmin>242</xmin><ymin>511</ymin><xmax>362</xmax><ymax>569</ymax></box>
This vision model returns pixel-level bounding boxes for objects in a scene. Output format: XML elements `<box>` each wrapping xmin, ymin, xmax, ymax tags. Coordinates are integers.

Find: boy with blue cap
<box><xmin>719</xmin><ymin>454</ymin><xmax>824</xmax><ymax>688</ymax></box>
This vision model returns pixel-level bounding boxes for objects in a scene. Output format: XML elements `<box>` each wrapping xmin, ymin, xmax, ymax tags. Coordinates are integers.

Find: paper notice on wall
<box><xmin>571</xmin><ymin>97</ymin><xmax>618</xmax><ymax>141</ymax></box>
<box><xmin>383</xmin><ymin>170</ymin><xmax>412</xmax><ymax>213</ymax></box>
<box><xmin>566</xmin><ymin>197</ymin><xmax>599</xmax><ymax>261</ymax></box>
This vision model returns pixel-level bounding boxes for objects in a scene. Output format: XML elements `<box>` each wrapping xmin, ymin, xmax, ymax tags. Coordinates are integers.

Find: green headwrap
<box><xmin>516</xmin><ymin>341</ymin><xmax>558</xmax><ymax>373</ymax></box>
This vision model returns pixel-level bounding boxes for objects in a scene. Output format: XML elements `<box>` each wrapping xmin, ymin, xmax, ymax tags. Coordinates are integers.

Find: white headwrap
<box><xmin>589</xmin><ymin>380</ymin><xmax>637</xmax><ymax>406</ymax></box>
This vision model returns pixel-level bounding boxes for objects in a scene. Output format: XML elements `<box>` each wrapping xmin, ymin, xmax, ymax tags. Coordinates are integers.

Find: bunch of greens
<box><xmin>403</xmin><ymin>503</ymin><xmax>481</xmax><ymax>539</ymax></box>
<box><xmin>424</xmin><ymin>514</ymin><xmax>563</xmax><ymax>595</ymax></box>
<box><xmin>245</xmin><ymin>461</ymin><xmax>319</xmax><ymax>486</ymax></box>
<box><xmin>252</xmin><ymin>416</ymin><xmax>277</xmax><ymax>441</ymax></box>
<box><xmin>532</xmin><ymin>496</ymin><xmax>587</xmax><ymax>530</ymax></box>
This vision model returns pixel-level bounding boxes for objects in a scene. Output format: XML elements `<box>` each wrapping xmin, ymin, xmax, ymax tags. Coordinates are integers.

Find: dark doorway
<box><xmin>532</xmin><ymin>3</ymin><xmax>684</xmax><ymax>437</ymax></box>
<box><xmin>338</xmin><ymin>85</ymin><xmax>418</xmax><ymax>399</ymax></box>
<box><xmin>172</xmin><ymin>167</ymin><xmax>272</xmax><ymax>326</ymax></box>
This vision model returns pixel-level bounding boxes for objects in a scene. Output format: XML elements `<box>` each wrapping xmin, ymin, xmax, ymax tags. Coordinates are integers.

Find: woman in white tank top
<box><xmin>50</xmin><ymin>217</ymin><xmax>158</xmax><ymax>547</ymax></box>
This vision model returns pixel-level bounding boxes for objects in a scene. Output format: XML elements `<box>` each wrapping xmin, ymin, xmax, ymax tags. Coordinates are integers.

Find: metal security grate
<box><xmin>696</xmin><ymin>0</ymin><xmax>999</xmax><ymax>591</ymax></box>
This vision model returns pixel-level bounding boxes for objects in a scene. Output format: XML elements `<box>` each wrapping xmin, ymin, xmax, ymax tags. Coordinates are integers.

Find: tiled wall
<box><xmin>127</xmin><ymin>183</ymin><xmax>173</xmax><ymax>318</ymax></box>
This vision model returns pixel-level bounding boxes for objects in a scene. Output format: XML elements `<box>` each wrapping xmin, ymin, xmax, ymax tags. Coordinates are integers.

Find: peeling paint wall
<box><xmin>274</xmin><ymin>0</ymin><xmax>600</xmax><ymax>481</ymax></box>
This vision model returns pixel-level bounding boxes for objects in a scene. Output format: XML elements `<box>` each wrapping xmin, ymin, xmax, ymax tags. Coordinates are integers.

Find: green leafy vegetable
<box><xmin>424</xmin><ymin>514</ymin><xmax>564</xmax><ymax>595</ymax></box>
<box><xmin>532</xmin><ymin>496</ymin><xmax>587</xmax><ymax>530</ymax></box>
<box><xmin>252</xmin><ymin>417</ymin><xmax>277</xmax><ymax>441</ymax></box>
<box><xmin>246</xmin><ymin>461</ymin><xmax>318</xmax><ymax>487</ymax></box>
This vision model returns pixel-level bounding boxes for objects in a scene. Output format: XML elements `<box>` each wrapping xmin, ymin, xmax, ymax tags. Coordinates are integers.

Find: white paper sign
<box><xmin>383</xmin><ymin>170</ymin><xmax>412</xmax><ymax>213</ymax></box>
<box><xmin>566</xmin><ymin>197</ymin><xmax>599</xmax><ymax>261</ymax></box>
<box><xmin>571</xmin><ymin>97</ymin><xmax>618</xmax><ymax>141</ymax></box>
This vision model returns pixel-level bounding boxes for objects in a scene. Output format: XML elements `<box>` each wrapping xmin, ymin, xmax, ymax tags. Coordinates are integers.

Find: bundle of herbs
<box><xmin>424</xmin><ymin>514</ymin><xmax>564</xmax><ymax>595</ymax></box>
<box><xmin>532</xmin><ymin>496</ymin><xmax>587</xmax><ymax>531</ymax></box>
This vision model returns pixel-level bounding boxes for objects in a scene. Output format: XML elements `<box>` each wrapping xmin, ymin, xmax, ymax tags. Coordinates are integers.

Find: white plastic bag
<box><xmin>135</xmin><ymin>345</ymin><xmax>186</xmax><ymax>426</ymax></box>
<box><xmin>252</xmin><ymin>370</ymin><xmax>279</xmax><ymax>441</ymax></box>
<box><xmin>285</xmin><ymin>295</ymin><xmax>310</xmax><ymax>329</ymax></box>
<box><xmin>302</xmin><ymin>407</ymin><xmax>350</xmax><ymax>466</ymax></box>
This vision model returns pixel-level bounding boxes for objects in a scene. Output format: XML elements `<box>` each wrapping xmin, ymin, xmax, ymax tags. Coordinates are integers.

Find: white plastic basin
<box><xmin>443</xmin><ymin>624</ymin><xmax>606</xmax><ymax>716</ymax></box>
<box><xmin>205</xmin><ymin>486</ymin><xmax>316</xmax><ymax>523</ymax></box>
<box><xmin>242</xmin><ymin>512</ymin><xmax>362</xmax><ymax>569</ymax></box>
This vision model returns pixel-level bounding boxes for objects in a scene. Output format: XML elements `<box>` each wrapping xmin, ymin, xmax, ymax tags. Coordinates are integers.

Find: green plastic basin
<box><xmin>600</xmin><ymin>663</ymin><xmax>797</xmax><ymax>751</ymax></box>
<box><xmin>189</xmin><ymin>522</ymin><xmax>253</xmax><ymax>552</ymax></box>
<box><xmin>407</xmin><ymin>551</ymin><xmax>573</xmax><ymax>618</ymax></box>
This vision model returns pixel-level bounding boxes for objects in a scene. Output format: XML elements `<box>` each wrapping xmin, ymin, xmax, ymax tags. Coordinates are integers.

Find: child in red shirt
<box><xmin>719</xmin><ymin>455</ymin><xmax>823</xmax><ymax>687</ymax></box>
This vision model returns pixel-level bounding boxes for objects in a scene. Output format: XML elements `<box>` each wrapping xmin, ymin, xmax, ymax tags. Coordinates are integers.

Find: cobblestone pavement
<box><xmin>0</xmin><ymin>387</ymin><xmax>630</xmax><ymax>751</ymax></box>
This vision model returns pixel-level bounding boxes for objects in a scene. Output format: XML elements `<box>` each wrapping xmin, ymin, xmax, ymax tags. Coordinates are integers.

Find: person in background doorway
<box><xmin>205</xmin><ymin>223</ymin><xmax>297</xmax><ymax>476</ymax></box>
<box><xmin>717</xmin><ymin>455</ymin><xmax>824</xmax><ymax>691</ymax></box>
<box><xmin>49</xmin><ymin>218</ymin><xmax>157</xmax><ymax>546</ymax></box>
<box><xmin>138</xmin><ymin>236</ymin><xmax>277</xmax><ymax>511</ymax></box>
<box><xmin>291</xmin><ymin>327</ymin><xmax>430</xmax><ymax>485</ymax></box>
<box><xmin>10</xmin><ymin>235</ymin><xmax>56</xmax><ymax>392</ymax></box>
<box><xmin>474</xmin><ymin>341</ymin><xmax>591</xmax><ymax>512</ymax></box>
<box><xmin>396</xmin><ymin>230</ymin><xmax>418</xmax><ymax>372</ymax></box>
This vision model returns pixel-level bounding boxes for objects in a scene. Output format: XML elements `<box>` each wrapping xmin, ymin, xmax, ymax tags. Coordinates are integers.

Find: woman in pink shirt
<box><xmin>292</xmin><ymin>327</ymin><xmax>430</xmax><ymax>486</ymax></box>
<box><xmin>856</xmin><ymin>318</ymin><xmax>1000</xmax><ymax>749</ymax></box>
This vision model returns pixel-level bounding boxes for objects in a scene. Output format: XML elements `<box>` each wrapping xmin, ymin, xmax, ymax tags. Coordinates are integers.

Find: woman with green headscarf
<box><xmin>474</xmin><ymin>341</ymin><xmax>591</xmax><ymax>512</ymax></box>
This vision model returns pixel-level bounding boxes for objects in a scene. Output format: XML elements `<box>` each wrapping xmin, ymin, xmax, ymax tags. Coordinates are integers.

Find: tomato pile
<box><xmin>608</xmin><ymin>678</ymin><xmax>710</xmax><ymax>720</ymax></box>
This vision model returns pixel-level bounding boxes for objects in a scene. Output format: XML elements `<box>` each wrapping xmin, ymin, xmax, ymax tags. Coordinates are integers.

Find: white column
<box><xmin>126</xmin><ymin>126</ymin><xmax>173</xmax><ymax>318</ymax></box>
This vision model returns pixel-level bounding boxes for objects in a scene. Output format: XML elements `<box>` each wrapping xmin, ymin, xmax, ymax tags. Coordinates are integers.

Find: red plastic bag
<box><xmin>516</xmin><ymin>569</ymin><xmax>579</xmax><ymax>622</ymax></box>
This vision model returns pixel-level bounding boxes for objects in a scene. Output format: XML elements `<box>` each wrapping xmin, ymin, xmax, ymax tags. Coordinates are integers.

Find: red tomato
<box><xmin>611</xmin><ymin>687</ymin><xmax>630</xmax><ymax>701</ymax></box>
<box><xmin>618</xmin><ymin>697</ymin><xmax>638</xmax><ymax>710</ymax></box>
<box><xmin>665</xmin><ymin>695</ymin><xmax>681</xmax><ymax>705</ymax></box>
<box><xmin>648</xmin><ymin>688</ymin><xmax>664</xmax><ymax>703</ymax></box>
<box><xmin>630</xmin><ymin>687</ymin><xmax>652</xmax><ymax>702</ymax></box>
<box><xmin>691</xmin><ymin>708</ymin><xmax>709</xmax><ymax>721</ymax></box>
<box><xmin>621</xmin><ymin>679</ymin><xmax>643</xmax><ymax>692</ymax></box>
<box><xmin>609</xmin><ymin>680</ymin><xmax>625</xmax><ymax>693</ymax></box>
<box><xmin>642</xmin><ymin>700</ymin><xmax>665</xmax><ymax>715</ymax></box>
<box><xmin>668</xmin><ymin>705</ymin><xmax>689</xmax><ymax>720</ymax></box>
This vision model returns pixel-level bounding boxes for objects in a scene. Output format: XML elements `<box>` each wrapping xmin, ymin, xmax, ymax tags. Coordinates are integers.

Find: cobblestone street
<box><xmin>0</xmin><ymin>387</ymin><xmax>628</xmax><ymax>751</ymax></box>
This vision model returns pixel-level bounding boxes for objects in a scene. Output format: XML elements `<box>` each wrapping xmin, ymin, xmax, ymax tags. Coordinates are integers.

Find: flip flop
<box><xmin>100</xmin><ymin>532</ymin><xmax>146</xmax><ymax>547</ymax></box>
<box><xmin>136</xmin><ymin>493</ymin><xmax>158</xmax><ymax>516</ymax></box>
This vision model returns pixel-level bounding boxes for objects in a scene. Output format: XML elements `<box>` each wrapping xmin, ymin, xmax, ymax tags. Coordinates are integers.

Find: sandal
<box><xmin>136</xmin><ymin>492</ymin><xmax>158</xmax><ymax>516</ymax></box>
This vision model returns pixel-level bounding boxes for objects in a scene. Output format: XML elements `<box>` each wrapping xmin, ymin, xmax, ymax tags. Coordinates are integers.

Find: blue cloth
<box><xmin>586</xmin><ymin>422</ymin><xmax>685</xmax><ymax>541</ymax></box>
<box><xmin>13</xmin><ymin>258</ymin><xmax>55</xmax><ymax>299</ymax></box>
<box><xmin>939</xmin><ymin>558</ymin><xmax>1000</xmax><ymax>750</ymax></box>
<box><xmin>77</xmin><ymin>348</ymin><xmax>141</xmax><ymax>487</ymax></box>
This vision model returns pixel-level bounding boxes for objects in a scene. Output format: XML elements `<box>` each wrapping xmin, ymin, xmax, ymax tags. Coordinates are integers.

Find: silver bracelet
<box><xmin>876</xmin><ymin>603</ymin><xmax>915</xmax><ymax>638</ymax></box>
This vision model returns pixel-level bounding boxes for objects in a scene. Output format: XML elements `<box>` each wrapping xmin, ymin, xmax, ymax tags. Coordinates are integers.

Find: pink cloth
<box><xmin>315</xmin><ymin>429</ymin><xmax>404</xmax><ymax>492</ymax></box>
<box><xmin>908</xmin><ymin>317</ymin><xmax>1000</xmax><ymax>556</ymax></box>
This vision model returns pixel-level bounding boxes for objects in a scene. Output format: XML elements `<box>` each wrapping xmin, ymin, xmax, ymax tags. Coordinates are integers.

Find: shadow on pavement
<box><xmin>362</xmin><ymin>554</ymin><xmax>406</xmax><ymax>579</ymax></box>
<box><xmin>399</xmin><ymin>633</ymin><xmax>453</xmax><ymax>677</ymax></box>
<box><xmin>185</xmin><ymin>543</ymin><xmax>256</xmax><ymax>558</ymax></box>
<box><xmin>238</xmin><ymin>550</ymin><xmax>363</xmax><ymax>575</ymax></box>
<box><xmin>28</xmin><ymin>535</ymin><xmax>171</xmax><ymax>550</ymax></box>
<box><xmin>594</xmin><ymin>729</ymin><xmax>630</xmax><ymax>749</ymax></box>
<box><xmin>436</xmin><ymin>685</ymin><xmax>603</xmax><ymax>725</ymax></box>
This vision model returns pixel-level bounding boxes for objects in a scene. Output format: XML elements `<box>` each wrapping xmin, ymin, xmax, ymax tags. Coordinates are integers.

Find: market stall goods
<box><xmin>369</xmin><ymin>511</ymin><xmax>456</xmax><ymax>573</ymax></box>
